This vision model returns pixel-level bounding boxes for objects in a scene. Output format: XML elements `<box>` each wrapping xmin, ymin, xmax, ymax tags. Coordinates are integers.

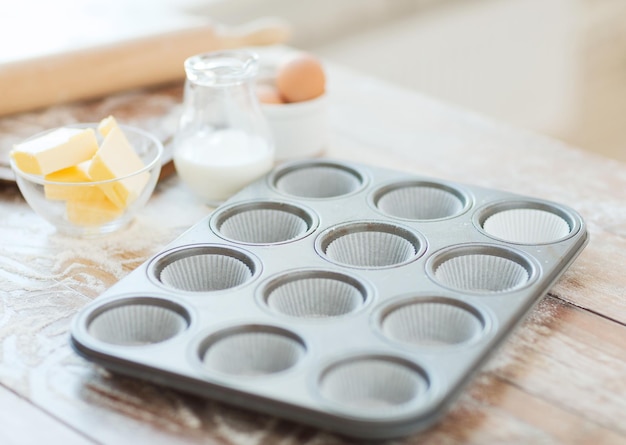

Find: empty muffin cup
<box><xmin>380</xmin><ymin>297</ymin><xmax>485</xmax><ymax>347</ymax></box>
<box><xmin>477</xmin><ymin>200</ymin><xmax>576</xmax><ymax>244</ymax></box>
<box><xmin>428</xmin><ymin>244</ymin><xmax>535</xmax><ymax>293</ymax></box>
<box><xmin>198</xmin><ymin>325</ymin><xmax>306</xmax><ymax>376</ymax></box>
<box><xmin>318</xmin><ymin>355</ymin><xmax>429</xmax><ymax>416</ymax></box>
<box><xmin>262</xmin><ymin>270</ymin><xmax>369</xmax><ymax>318</ymax></box>
<box><xmin>150</xmin><ymin>245</ymin><xmax>258</xmax><ymax>292</ymax></box>
<box><xmin>271</xmin><ymin>161</ymin><xmax>364</xmax><ymax>198</ymax></box>
<box><xmin>211</xmin><ymin>200</ymin><xmax>318</xmax><ymax>244</ymax></box>
<box><xmin>373</xmin><ymin>181</ymin><xmax>469</xmax><ymax>220</ymax></box>
<box><xmin>86</xmin><ymin>297</ymin><xmax>190</xmax><ymax>346</ymax></box>
<box><xmin>317</xmin><ymin>222</ymin><xmax>424</xmax><ymax>268</ymax></box>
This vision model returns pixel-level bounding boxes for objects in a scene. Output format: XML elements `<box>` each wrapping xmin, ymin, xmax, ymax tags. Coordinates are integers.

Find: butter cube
<box><xmin>98</xmin><ymin>115</ymin><xmax>118</xmax><ymax>138</ymax></box>
<box><xmin>66</xmin><ymin>196</ymin><xmax>123</xmax><ymax>226</ymax></box>
<box><xmin>43</xmin><ymin>161</ymin><xmax>101</xmax><ymax>201</ymax></box>
<box><xmin>88</xmin><ymin>126</ymin><xmax>149</xmax><ymax>208</ymax></box>
<box><xmin>10</xmin><ymin>127</ymin><xmax>99</xmax><ymax>175</ymax></box>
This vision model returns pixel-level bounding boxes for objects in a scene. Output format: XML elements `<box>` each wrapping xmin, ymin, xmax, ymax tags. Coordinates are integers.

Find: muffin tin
<box><xmin>70</xmin><ymin>159</ymin><xmax>588</xmax><ymax>439</ymax></box>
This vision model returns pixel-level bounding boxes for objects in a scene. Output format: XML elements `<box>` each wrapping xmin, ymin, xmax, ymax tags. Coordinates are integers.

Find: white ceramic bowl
<box><xmin>261</xmin><ymin>93</ymin><xmax>329</xmax><ymax>160</ymax></box>
<box><xmin>10</xmin><ymin>123</ymin><xmax>163</xmax><ymax>237</ymax></box>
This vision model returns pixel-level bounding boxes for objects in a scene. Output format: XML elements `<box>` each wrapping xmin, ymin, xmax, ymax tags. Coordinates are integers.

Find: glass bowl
<box><xmin>10</xmin><ymin>123</ymin><xmax>163</xmax><ymax>237</ymax></box>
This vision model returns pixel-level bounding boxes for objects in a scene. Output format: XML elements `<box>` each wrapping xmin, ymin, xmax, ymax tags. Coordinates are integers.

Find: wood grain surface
<box><xmin>1</xmin><ymin>54</ymin><xmax>625</xmax><ymax>444</ymax></box>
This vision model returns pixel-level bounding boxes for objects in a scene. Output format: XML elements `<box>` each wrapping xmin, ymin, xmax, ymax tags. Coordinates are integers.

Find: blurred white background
<box><xmin>202</xmin><ymin>0</ymin><xmax>626</xmax><ymax>163</ymax></box>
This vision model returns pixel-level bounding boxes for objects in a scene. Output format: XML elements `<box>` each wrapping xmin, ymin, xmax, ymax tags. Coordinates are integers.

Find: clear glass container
<box><xmin>174</xmin><ymin>50</ymin><xmax>275</xmax><ymax>205</ymax></box>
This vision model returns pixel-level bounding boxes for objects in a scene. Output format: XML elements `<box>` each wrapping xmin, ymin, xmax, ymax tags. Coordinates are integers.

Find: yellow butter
<box><xmin>97</xmin><ymin>115</ymin><xmax>118</xmax><ymax>138</ymax></box>
<box><xmin>47</xmin><ymin>182</ymin><xmax>106</xmax><ymax>202</ymax></box>
<box><xmin>66</xmin><ymin>196</ymin><xmax>123</xmax><ymax>226</ymax></box>
<box><xmin>88</xmin><ymin>126</ymin><xmax>149</xmax><ymax>209</ymax></box>
<box><xmin>10</xmin><ymin>127</ymin><xmax>99</xmax><ymax>175</ymax></box>
<box><xmin>43</xmin><ymin>161</ymin><xmax>101</xmax><ymax>201</ymax></box>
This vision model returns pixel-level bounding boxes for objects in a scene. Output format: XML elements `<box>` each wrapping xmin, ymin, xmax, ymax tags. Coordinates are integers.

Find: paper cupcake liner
<box><xmin>482</xmin><ymin>208</ymin><xmax>571</xmax><ymax>244</ymax></box>
<box><xmin>154</xmin><ymin>246</ymin><xmax>256</xmax><ymax>292</ymax></box>
<box><xmin>263</xmin><ymin>270</ymin><xmax>367</xmax><ymax>318</ymax></box>
<box><xmin>87</xmin><ymin>299</ymin><xmax>189</xmax><ymax>346</ymax></box>
<box><xmin>321</xmin><ymin>223</ymin><xmax>421</xmax><ymax>268</ymax></box>
<box><xmin>199</xmin><ymin>326</ymin><xmax>306</xmax><ymax>376</ymax></box>
<box><xmin>434</xmin><ymin>253</ymin><xmax>529</xmax><ymax>293</ymax></box>
<box><xmin>375</xmin><ymin>182</ymin><xmax>466</xmax><ymax>220</ymax></box>
<box><xmin>212</xmin><ymin>201</ymin><xmax>315</xmax><ymax>244</ymax></box>
<box><xmin>381</xmin><ymin>298</ymin><xmax>484</xmax><ymax>346</ymax></box>
<box><xmin>319</xmin><ymin>356</ymin><xmax>429</xmax><ymax>413</ymax></box>
<box><xmin>273</xmin><ymin>163</ymin><xmax>363</xmax><ymax>198</ymax></box>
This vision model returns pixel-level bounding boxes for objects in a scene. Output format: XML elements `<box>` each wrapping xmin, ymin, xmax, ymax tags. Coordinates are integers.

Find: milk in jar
<box><xmin>174</xmin><ymin>128</ymin><xmax>273</xmax><ymax>204</ymax></box>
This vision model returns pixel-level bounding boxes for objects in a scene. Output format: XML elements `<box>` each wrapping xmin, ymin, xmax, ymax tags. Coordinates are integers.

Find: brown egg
<box><xmin>256</xmin><ymin>84</ymin><xmax>285</xmax><ymax>104</ymax></box>
<box><xmin>276</xmin><ymin>53</ymin><xmax>326</xmax><ymax>103</ymax></box>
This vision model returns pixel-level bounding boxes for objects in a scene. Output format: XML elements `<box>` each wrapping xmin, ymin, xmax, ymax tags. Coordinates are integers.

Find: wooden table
<box><xmin>1</xmin><ymin>57</ymin><xmax>626</xmax><ymax>445</ymax></box>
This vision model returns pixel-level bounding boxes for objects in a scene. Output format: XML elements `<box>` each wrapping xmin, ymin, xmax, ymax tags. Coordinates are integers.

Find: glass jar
<box><xmin>173</xmin><ymin>50</ymin><xmax>275</xmax><ymax>205</ymax></box>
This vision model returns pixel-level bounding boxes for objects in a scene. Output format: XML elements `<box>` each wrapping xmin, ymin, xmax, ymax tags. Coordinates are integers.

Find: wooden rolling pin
<box><xmin>0</xmin><ymin>18</ymin><xmax>291</xmax><ymax>117</ymax></box>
